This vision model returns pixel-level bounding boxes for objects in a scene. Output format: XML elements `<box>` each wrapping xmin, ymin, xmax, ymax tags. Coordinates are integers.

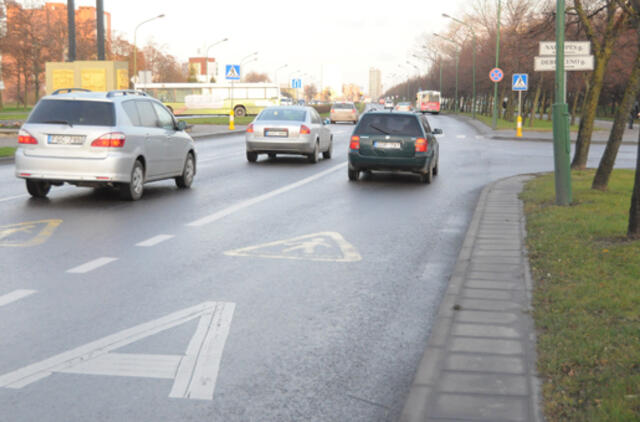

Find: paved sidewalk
<box><xmin>400</xmin><ymin>175</ymin><xmax>543</xmax><ymax>422</ymax></box>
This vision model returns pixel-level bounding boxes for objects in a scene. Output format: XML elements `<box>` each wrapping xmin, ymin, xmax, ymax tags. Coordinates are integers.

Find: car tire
<box><xmin>323</xmin><ymin>139</ymin><xmax>333</xmax><ymax>159</ymax></box>
<box><xmin>330</xmin><ymin>120</ymin><xmax>335</xmax><ymax>124</ymax></box>
<box><xmin>420</xmin><ymin>165</ymin><xmax>433</xmax><ymax>184</ymax></box>
<box><xmin>234</xmin><ymin>106</ymin><xmax>246</xmax><ymax>118</ymax></box>
<box><xmin>26</xmin><ymin>180</ymin><xmax>51</xmax><ymax>198</ymax></box>
<box><xmin>348</xmin><ymin>168</ymin><xmax>359</xmax><ymax>181</ymax></box>
<box><xmin>120</xmin><ymin>160</ymin><xmax>144</xmax><ymax>201</ymax></box>
<box><xmin>308</xmin><ymin>142</ymin><xmax>319</xmax><ymax>164</ymax></box>
<box><xmin>433</xmin><ymin>157</ymin><xmax>439</xmax><ymax>176</ymax></box>
<box><xmin>268</xmin><ymin>153</ymin><xmax>277</xmax><ymax>159</ymax></box>
<box><xmin>175</xmin><ymin>152</ymin><xmax>195</xmax><ymax>188</ymax></box>
<box><xmin>246</xmin><ymin>151</ymin><xmax>258</xmax><ymax>162</ymax></box>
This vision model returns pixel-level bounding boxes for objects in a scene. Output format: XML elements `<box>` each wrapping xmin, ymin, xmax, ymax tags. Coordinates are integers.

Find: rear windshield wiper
<box><xmin>369</xmin><ymin>124</ymin><xmax>389</xmax><ymax>135</ymax></box>
<box><xmin>43</xmin><ymin>120</ymin><xmax>73</xmax><ymax>127</ymax></box>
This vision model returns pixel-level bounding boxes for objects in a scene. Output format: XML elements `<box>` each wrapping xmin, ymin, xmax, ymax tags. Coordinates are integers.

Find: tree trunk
<box><xmin>628</xmin><ymin>127</ymin><xmax>640</xmax><ymax>238</ymax></box>
<box><xmin>529</xmin><ymin>75</ymin><xmax>543</xmax><ymax>127</ymax></box>
<box><xmin>505</xmin><ymin>91</ymin><xmax>516</xmax><ymax>122</ymax></box>
<box><xmin>540</xmin><ymin>90</ymin><xmax>547</xmax><ymax>120</ymax></box>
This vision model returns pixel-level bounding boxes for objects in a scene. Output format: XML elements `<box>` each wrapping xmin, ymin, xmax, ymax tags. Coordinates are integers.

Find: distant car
<box><xmin>395</xmin><ymin>102</ymin><xmax>414</xmax><ymax>112</ymax></box>
<box><xmin>384</xmin><ymin>99</ymin><xmax>394</xmax><ymax>110</ymax></box>
<box><xmin>330</xmin><ymin>102</ymin><xmax>359</xmax><ymax>124</ymax></box>
<box><xmin>280</xmin><ymin>97</ymin><xmax>294</xmax><ymax>106</ymax></box>
<box><xmin>348</xmin><ymin>111</ymin><xmax>440</xmax><ymax>183</ymax></box>
<box><xmin>245</xmin><ymin>106</ymin><xmax>333</xmax><ymax>163</ymax></box>
<box><xmin>15</xmin><ymin>89</ymin><xmax>196</xmax><ymax>200</ymax></box>
<box><xmin>378</xmin><ymin>98</ymin><xmax>385</xmax><ymax>105</ymax></box>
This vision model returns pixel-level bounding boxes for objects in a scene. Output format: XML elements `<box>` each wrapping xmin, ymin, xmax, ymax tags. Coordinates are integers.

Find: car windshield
<box><xmin>355</xmin><ymin>114</ymin><xmax>422</xmax><ymax>137</ymax></box>
<box><xmin>332</xmin><ymin>103</ymin><xmax>353</xmax><ymax>109</ymax></box>
<box><xmin>258</xmin><ymin>108</ymin><xmax>306</xmax><ymax>122</ymax></box>
<box><xmin>27</xmin><ymin>99</ymin><xmax>116</xmax><ymax>126</ymax></box>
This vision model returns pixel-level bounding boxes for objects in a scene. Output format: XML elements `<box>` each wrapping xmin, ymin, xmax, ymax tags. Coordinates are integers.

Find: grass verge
<box><xmin>521</xmin><ymin>170</ymin><xmax>640</xmax><ymax>421</ymax></box>
<box><xmin>0</xmin><ymin>146</ymin><xmax>16</xmax><ymax>158</ymax></box>
<box><xmin>460</xmin><ymin>112</ymin><xmax>581</xmax><ymax>131</ymax></box>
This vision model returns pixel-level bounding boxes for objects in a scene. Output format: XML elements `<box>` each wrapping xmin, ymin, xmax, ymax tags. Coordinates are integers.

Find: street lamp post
<box><xmin>205</xmin><ymin>38</ymin><xmax>228</xmax><ymax>83</ymax></box>
<box><xmin>492</xmin><ymin>0</ymin><xmax>502</xmax><ymax>129</ymax></box>
<box><xmin>133</xmin><ymin>14</ymin><xmax>165</xmax><ymax>85</ymax></box>
<box><xmin>274</xmin><ymin>64</ymin><xmax>288</xmax><ymax>88</ymax></box>
<box><xmin>398</xmin><ymin>64</ymin><xmax>411</xmax><ymax>101</ymax></box>
<box><xmin>434</xmin><ymin>33</ymin><xmax>460</xmax><ymax>113</ymax></box>
<box><xmin>407</xmin><ymin>61</ymin><xmax>421</xmax><ymax>104</ymax></box>
<box><xmin>442</xmin><ymin>13</ymin><xmax>476</xmax><ymax>119</ymax></box>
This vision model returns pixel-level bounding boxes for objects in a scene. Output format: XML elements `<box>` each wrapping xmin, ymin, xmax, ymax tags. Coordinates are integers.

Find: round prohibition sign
<box><xmin>489</xmin><ymin>67</ymin><xmax>504</xmax><ymax>83</ymax></box>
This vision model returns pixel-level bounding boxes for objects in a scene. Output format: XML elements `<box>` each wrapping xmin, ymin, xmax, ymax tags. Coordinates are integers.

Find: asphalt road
<box><xmin>0</xmin><ymin>114</ymin><xmax>637</xmax><ymax>421</ymax></box>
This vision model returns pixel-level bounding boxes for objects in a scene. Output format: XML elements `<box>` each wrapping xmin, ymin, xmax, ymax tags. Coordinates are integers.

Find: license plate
<box><xmin>48</xmin><ymin>134</ymin><xmax>85</xmax><ymax>145</ymax></box>
<box><xmin>265</xmin><ymin>129</ymin><xmax>288</xmax><ymax>137</ymax></box>
<box><xmin>374</xmin><ymin>141</ymin><xmax>401</xmax><ymax>149</ymax></box>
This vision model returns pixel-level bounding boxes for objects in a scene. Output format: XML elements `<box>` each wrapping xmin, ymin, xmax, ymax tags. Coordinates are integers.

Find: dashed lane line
<box><xmin>136</xmin><ymin>234</ymin><xmax>175</xmax><ymax>247</ymax></box>
<box><xmin>0</xmin><ymin>193</ymin><xmax>29</xmax><ymax>203</ymax></box>
<box><xmin>456</xmin><ymin>134</ymin><xmax>467</xmax><ymax>139</ymax></box>
<box><xmin>0</xmin><ymin>289</ymin><xmax>36</xmax><ymax>308</ymax></box>
<box><xmin>187</xmin><ymin>161</ymin><xmax>347</xmax><ymax>227</ymax></box>
<box><xmin>67</xmin><ymin>257</ymin><xmax>118</xmax><ymax>274</ymax></box>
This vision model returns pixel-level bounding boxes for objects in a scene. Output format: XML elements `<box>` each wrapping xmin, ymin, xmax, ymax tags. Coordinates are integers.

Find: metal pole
<box><xmin>439</xmin><ymin>58</ymin><xmax>442</xmax><ymax>94</ymax></box>
<box><xmin>552</xmin><ymin>0</ymin><xmax>572</xmax><ymax>205</ymax></box>
<box><xmin>491</xmin><ymin>0</ymin><xmax>501</xmax><ymax>129</ymax></box>
<box><xmin>472</xmin><ymin>35</ymin><xmax>476</xmax><ymax>119</ymax></box>
<box><xmin>455</xmin><ymin>49</ymin><xmax>459</xmax><ymax>113</ymax></box>
<box><xmin>67</xmin><ymin>0</ymin><xmax>76</xmax><ymax>61</ymax></box>
<box><xmin>96</xmin><ymin>0</ymin><xmax>105</xmax><ymax>60</ymax></box>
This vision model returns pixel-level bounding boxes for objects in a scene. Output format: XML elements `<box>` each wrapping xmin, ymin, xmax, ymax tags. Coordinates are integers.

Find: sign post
<box><xmin>225</xmin><ymin>65</ymin><xmax>241</xmax><ymax>130</ymax></box>
<box><xmin>512</xmin><ymin>73</ymin><xmax>528</xmax><ymax>137</ymax></box>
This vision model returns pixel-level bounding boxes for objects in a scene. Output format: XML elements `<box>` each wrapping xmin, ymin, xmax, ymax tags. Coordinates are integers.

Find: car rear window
<box><xmin>27</xmin><ymin>99</ymin><xmax>115</xmax><ymax>126</ymax></box>
<box><xmin>332</xmin><ymin>103</ymin><xmax>354</xmax><ymax>110</ymax></box>
<box><xmin>258</xmin><ymin>109</ymin><xmax>306</xmax><ymax>122</ymax></box>
<box><xmin>355</xmin><ymin>114</ymin><xmax>422</xmax><ymax>137</ymax></box>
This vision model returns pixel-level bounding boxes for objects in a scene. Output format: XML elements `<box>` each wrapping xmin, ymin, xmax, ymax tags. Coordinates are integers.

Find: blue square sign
<box><xmin>512</xmin><ymin>73</ymin><xmax>528</xmax><ymax>91</ymax></box>
<box><xmin>225</xmin><ymin>65</ymin><xmax>240</xmax><ymax>80</ymax></box>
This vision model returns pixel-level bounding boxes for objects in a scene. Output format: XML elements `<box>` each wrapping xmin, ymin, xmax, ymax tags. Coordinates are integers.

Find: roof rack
<box><xmin>51</xmin><ymin>88</ymin><xmax>91</xmax><ymax>95</ymax></box>
<box><xmin>106</xmin><ymin>90</ymin><xmax>148</xmax><ymax>98</ymax></box>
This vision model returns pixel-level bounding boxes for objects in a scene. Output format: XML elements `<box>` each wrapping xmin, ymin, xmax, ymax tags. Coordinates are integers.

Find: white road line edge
<box><xmin>136</xmin><ymin>234</ymin><xmax>175</xmax><ymax>247</ymax></box>
<box><xmin>0</xmin><ymin>289</ymin><xmax>37</xmax><ymax>307</ymax></box>
<box><xmin>0</xmin><ymin>193</ymin><xmax>29</xmax><ymax>203</ymax></box>
<box><xmin>67</xmin><ymin>257</ymin><xmax>118</xmax><ymax>274</ymax></box>
<box><xmin>187</xmin><ymin>161</ymin><xmax>347</xmax><ymax>227</ymax></box>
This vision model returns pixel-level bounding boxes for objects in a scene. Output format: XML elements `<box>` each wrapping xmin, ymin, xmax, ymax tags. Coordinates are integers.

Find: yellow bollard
<box><xmin>229</xmin><ymin>109</ymin><xmax>235</xmax><ymax>131</ymax></box>
<box><xmin>516</xmin><ymin>115</ymin><xmax>523</xmax><ymax>138</ymax></box>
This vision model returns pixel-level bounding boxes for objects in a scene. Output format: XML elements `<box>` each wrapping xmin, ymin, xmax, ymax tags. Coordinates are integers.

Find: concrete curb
<box><xmin>399</xmin><ymin>175</ymin><xmax>544</xmax><ymax>422</ymax></box>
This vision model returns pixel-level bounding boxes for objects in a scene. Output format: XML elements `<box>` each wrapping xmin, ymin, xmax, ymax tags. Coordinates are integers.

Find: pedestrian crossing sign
<box><xmin>512</xmin><ymin>73</ymin><xmax>528</xmax><ymax>91</ymax></box>
<box><xmin>225</xmin><ymin>64</ymin><xmax>240</xmax><ymax>80</ymax></box>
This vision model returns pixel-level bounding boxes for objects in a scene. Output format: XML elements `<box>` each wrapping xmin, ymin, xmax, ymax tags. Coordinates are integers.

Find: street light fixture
<box><xmin>133</xmin><ymin>13</ymin><xmax>165</xmax><ymax>84</ymax></box>
<box><xmin>274</xmin><ymin>64</ymin><xmax>288</xmax><ymax>87</ymax></box>
<box><xmin>433</xmin><ymin>33</ymin><xmax>461</xmax><ymax>113</ymax></box>
<box><xmin>205</xmin><ymin>37</ymin><xmax>228</xmax><ymax>83</ymax></box>
<box><xmin>442</xmin><ymin>13</ymin><xmax>477</xmax><ymax>119</ymax></box>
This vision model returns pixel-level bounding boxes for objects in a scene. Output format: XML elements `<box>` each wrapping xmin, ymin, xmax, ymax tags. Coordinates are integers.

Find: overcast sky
<box><xmin>67</xmin><ymin>0</ymin><xmax>469</xmax><ymax>91</ymax></box>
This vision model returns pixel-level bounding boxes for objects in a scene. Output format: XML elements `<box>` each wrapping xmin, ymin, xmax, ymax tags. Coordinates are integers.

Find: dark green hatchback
<box><xmin>347</xmin><ymin>111</ymin><xmax>441</xmax><ymax>183</ymax></box>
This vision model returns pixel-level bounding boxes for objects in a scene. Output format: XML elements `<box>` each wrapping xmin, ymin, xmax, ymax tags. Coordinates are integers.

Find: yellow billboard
<box><xmin>45</xmin><ymin>61</ymin><xmax>129</xmax><ymax>94</ymax></box>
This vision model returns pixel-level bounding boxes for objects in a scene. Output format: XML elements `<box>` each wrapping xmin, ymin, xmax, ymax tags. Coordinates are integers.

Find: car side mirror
<box><xmin>432</xmin><ymin>128</ymin><xmax>443</xmax><ymax>135</ymax></box>
<box><xmin>324</xmin><ymin>118</ymin><xmax>331</xmax><ymax>125</ymax></box>
<box><xmin>176</xmin><ymin>120</ymin><xmax>187</xmax><ymax>131</ymax></box>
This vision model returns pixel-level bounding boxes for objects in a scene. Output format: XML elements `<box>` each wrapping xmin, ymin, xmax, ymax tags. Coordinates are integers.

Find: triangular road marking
<box><xmin>224</xmin><ymin>232</ymin><xmax>362</xmax><ymax>262</ymax></box>
<box><xmin>514</xmin><ymin>76</ymin><xmax>526</xmax><ymax>89</ymax></box>
<box><xmin>0</xmin><ymin>301</ymin><xmax>235</xmax><ymax>401</ymax></box>
<box><xmin>0</xmin><ymin>219</ymin><xmax>62</xmax><ymax>247</ymax></box>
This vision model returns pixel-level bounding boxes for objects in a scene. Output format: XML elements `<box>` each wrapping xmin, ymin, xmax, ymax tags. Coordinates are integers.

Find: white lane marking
<box><xmin>0</xmin><ymin>193</ymin><xmax>29</xmax><ymax>203</ymax></box>
<box><xmin>136</xmin><ymin>234</ymin><xmax>175</xmax><ymax>247</ymax></box>
<box><xmin>66</xmin><ymin>257</ymin><xmax>118</xmax><ymax>274</ymax></box>
<box><xmin>198</xmin><ymin>152</ymin><xmax>244</xmax><ymax>164</ymax></box>
<box><xmin>0</xmin><ymin>289</ymin><xmax>37</xmax><ymax>307</ymax></box>
<box><xmin>475</xmin><ymin>135</ymin><xmax>485</xmax><ymax>139</ymax></box>
<box><xmin>187</xmin><ymin>162</ymin><xmax>347</xmax><ymax>227</ymax></box>
<box><xmin>225</xmin><ymin>232</ymin><xmax>362</xmax><ymax>262</ymax></box>
<box><xmin>0</xmin><ymin>301</ymin><xmax>235</xmax><ymax>401</ymax></box>
<box><xmin>456</xmin><ymin>134</ymin><xmax>467</xmax><ymax>139</ymax></box>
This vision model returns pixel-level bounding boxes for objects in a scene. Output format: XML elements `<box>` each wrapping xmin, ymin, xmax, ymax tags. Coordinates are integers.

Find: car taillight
<box><xmin>350</xmin><ymin>135</ymin><xmax>360</xmax><ymax>150</ymax></box>
<box><xmin>300</xmin><ymin>125</ymin><xmax>311</xmax><ymax>135</ymax></box>
<box><xmin>18</xmin><ymin>129</ymin><xmax>37</xmax><ymax>144</ymax></box>
<box><xmin>415</xmin><ymin>138</ymin><xmax>427</xmax><ymax>152</ymax></box>
<box><xmin>247</xmin><ymin>123</ymin><xmax>254</xmax><ymax>133</ymax></box>
<box><xmin>91</xmin><ymin>132</ymin><xmax>125</xmax><ymax>148</ymax></box>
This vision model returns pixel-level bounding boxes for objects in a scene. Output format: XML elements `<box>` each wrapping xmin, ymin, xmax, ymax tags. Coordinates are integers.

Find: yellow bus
<box><xmin>135</xmin><ymin>82</ymin><xmax>280</xmax><ymax>117</ymax></box>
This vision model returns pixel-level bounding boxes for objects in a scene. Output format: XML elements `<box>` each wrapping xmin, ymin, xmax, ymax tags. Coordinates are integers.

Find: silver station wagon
<box><xmin>245</xmin><ymin>106</ymin><xmax>332</xmax><ymax>163</ymax></box>
<box><xmin>15</xmin><ymin>89</ymin><xmax>196</xmax><ymax>200</ymax></box>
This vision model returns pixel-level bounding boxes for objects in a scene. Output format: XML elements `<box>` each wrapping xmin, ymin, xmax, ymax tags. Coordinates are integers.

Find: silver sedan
<box><xmin>245</xmin><ymin>106</ymin><xmax>332</xmax><ymax>163</ymax></box>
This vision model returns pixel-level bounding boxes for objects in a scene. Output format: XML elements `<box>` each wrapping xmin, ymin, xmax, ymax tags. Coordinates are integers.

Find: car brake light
<box><xmin>415</xmin><ymin>138</ymin><xmax>428</xmax><ymax>152</ymax></box>
<box><xmin>91</xmin><ymin>132</ymin><xmax>125</xmax><ymax>148</ymax></box>
<box><xmin>300</xmin><ymin>125</ymin><xmax>311</xmax><ymax>135</ymax></box>
<box><xmin>18</xmin><ymin>129</ymin><xmax>37</xmax><ymax>144</ymax></box>
<box><xmin>350</xmin><ymin>135</ymin><xmax>360</xmax><ymax>150</ymax></box>
<box><xmin>247</xmin><ymin>123</ymin><xmax>254</xmax><ymax>133</ymax></box>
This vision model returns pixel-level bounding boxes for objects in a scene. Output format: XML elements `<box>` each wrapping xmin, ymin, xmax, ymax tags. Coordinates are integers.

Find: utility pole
<box><xmin>67</xmin><ymin>0</ymin><xmax>76</xmax><ymax>61</ymax></box>
<box><xmin>491</xmin><ymin>0</ymin><xmax>501</xmax><ymax>129</ymax></box>
<box><xmin>96</xmin><ymin>0</ymin><xmax>105</xmax><ymax>60</ymax></box>
<box><xmin>552</xmin><ymin>0</ymin><xmax>572</xmax><ymax>205</ymax></box>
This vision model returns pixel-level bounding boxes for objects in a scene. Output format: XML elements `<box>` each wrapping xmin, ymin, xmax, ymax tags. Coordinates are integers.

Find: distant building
<box><xmin>188</xmin><ymin>57</ymin><xmax>217</xmax><ymax>82</ymax></box>
<box><xmin>369</xmin><ymin>68</ymin><xmax>382</xmax><ymax>100</ymax></box>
